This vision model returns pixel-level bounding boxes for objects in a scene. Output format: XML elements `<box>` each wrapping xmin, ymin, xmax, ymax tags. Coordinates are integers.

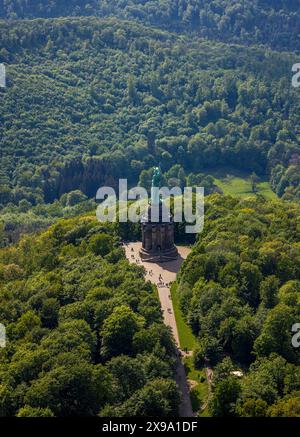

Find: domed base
<box><xmin>139</xmin><ymin>246</ymin><xmax>178</xmax><ymax>263</ymax></box>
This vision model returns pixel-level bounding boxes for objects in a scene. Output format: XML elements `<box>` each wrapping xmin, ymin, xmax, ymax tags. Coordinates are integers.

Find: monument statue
<box><xmin>140</xmin><ymin>166</ymin><xmax>178</xmax><ymax>263</ymax></box>
<box><xmin>151</xmin><ymin>166</ymin><xmax>162</xmax><ymax>205</ymax></box>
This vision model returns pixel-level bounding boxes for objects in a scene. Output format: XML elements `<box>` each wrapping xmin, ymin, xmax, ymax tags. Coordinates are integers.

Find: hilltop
<box><xmin>0</xmin><ymin>0</ymin><xmax>299</xmax><ymax>52</ymax></box>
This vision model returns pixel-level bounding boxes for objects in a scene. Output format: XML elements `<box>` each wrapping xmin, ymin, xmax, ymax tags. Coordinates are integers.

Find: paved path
<box><xmin>124</xmin><ymin>242</ymin><xmax>194</xmax><ymax>417</ymax></box>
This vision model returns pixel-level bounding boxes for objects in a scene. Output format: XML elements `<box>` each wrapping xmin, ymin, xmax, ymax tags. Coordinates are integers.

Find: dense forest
<box><xmin>178</xmin><ymin>195</ymin><xmax>300</xmax><ymax>416</ymax></box>
<box><xmin>1</xmin><ymin>0</ymin><xmax>300</xmax><ymax>420</ymax></box>
<box><xmin>0</xmin><ymin>215</ymin><xmax>179</xmax><ymax>416</ymax></box>
<box><xmin>0</xmin><ymin>189</ymin><xmax>97</xmax><ymax>246</ymax></box>
<box><xmin>0</xmin><ymin>17</ymin><xmax>300</xmax><ymax>215</ymax></box>
<box><xmin>0</xmin><ymin>0</ymin><xmax>299</xmax><ymax>52</ymax></box>
<box><xmin>2</xmin><ymin>194</ymin><xmax>300</xmax><ymax>416</ymax></box>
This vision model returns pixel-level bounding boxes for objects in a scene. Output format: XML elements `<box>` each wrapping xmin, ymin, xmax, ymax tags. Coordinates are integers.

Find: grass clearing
<box><xmin>184</xmin><ymin>356</ymin><xmax>209</xmax><ymax>415</ymax></box>
<box><xmin>171</xmin><ymin>283</ymin><xmax>211</xmax><ymax>415</ymax></box>
<box><xmin>209</xmin><ymin>168</ymin><xmax>278</xmax><ymax>200</ymax></box>
<box><xmin>170</xmin><ymin>282</ymin><xmax>196</xmax><ymax>350</ymax></box>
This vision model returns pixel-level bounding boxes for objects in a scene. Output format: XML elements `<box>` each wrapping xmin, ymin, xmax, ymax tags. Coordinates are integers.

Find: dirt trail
<box><xmin>124</xmin><ymin>242</ymin><xmax>194</xmax><ymax>417</ymax></box>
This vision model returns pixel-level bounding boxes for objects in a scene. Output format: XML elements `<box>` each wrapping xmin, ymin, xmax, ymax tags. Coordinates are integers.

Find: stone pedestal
<box><xmin>140</xmin><ymin>203</ymin><xmax>178</xmax><ymax>263</ymax></box>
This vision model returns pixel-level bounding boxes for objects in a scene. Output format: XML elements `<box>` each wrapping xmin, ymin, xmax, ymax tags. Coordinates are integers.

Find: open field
<box><xmin>210</xmin><ymin>168</ymin><xmax>278</xmax><ymax>200</ymax></box>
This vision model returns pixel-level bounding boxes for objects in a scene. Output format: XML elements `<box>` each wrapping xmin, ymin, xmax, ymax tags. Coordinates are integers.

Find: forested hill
<box><xmin>0</xmin><ymin>0</ymin><xmax>299</xmax><ymax>52</ymax></box>
<box><xmin>178</xmin><ymin>194</ymin><xmax>300</xmax><ymax>416</ymax></box>
<box><xmin>0</xmin><ymin>17</ymin><xmax>300</xmax><ymax>209</ymax></box>
<box><xmin>0</xmin><ymin>215</ymin><xmax>179</xmax><ymax>416</ymax></box>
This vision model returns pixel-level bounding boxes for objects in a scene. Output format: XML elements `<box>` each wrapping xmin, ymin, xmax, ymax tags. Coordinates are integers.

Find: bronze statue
<box><xmin>151</xmin><ymin>166</ymin><xmax>162</xmax><ymax>205</ymax></box>
<box><xmin>151</xmin><ymin>166</ymin><xmax>162</xmax><ymax>188</ymax></box>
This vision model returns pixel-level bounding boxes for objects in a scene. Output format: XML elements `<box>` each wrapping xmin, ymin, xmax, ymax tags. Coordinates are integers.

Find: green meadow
<box><xmin>211</xmin><ymin>168</ymin><xmax>277</xmax><ymax>200</ymax></box>
<box><xmin>170</xmin><ymin>283</ymin><xmax>196</xmax><ymax>351</ymax></box>
<box><xmin>171</xmin><ymin>283</ymin><xmax>210</xmax><ymax>415</ymax></box>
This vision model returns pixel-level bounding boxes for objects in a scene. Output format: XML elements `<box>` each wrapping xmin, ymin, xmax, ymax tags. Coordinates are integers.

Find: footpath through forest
<box><xmin>124</xmin><ymin>242</ymin><xmax>194</xmax><ymax>417</ymax></box>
